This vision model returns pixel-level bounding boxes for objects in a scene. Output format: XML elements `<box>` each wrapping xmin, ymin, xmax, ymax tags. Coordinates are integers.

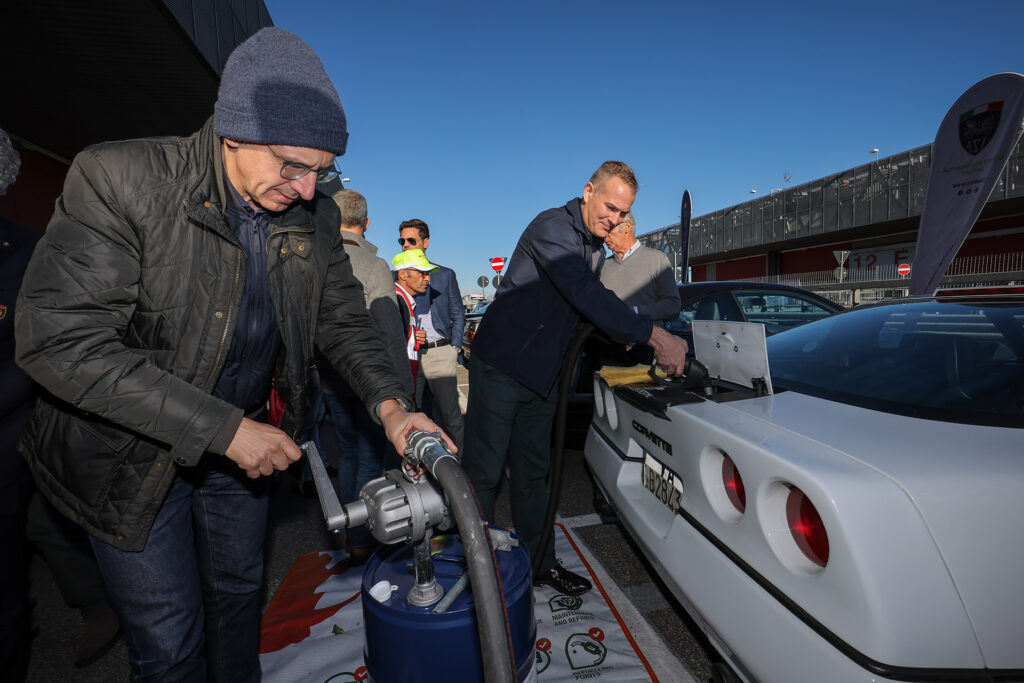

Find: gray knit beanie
<box><xmin>214</xmin><ymin>27</ymin><xmax>349</xmax><ymax>155</ymax></box>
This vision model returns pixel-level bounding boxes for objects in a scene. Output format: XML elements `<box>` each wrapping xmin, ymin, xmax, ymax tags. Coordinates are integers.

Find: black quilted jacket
<box><xmin>15</xmin><ymin>118</ymin><xmax>404</xmax><ymax>550</ymax></box>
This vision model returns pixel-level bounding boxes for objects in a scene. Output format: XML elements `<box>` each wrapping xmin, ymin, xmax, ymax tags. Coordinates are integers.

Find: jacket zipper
<box><xmin>203</xmin><ymin>247</ymin><xmax>244</xmax><ymax>392</ymax></box>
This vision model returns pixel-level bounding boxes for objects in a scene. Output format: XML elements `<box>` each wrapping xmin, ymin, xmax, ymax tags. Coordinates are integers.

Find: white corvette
<box><xmin>584</xmin><ymin>289</ymin><xmax>1024</xmax><ymax>683</ymax></box>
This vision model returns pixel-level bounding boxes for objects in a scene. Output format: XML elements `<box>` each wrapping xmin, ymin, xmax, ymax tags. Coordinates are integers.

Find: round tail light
<box><xmin>785</xmin><ymin>487</ymin><xmax>829</xmax><ymax>567</ymax></box>
<box><xmin>721</xmin><ymin>455</ymin><xmax>745</xmax><ymax>513</ymax></box>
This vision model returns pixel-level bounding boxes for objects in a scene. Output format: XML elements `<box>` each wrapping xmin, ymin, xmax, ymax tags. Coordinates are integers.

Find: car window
<box><xmin>767</xmin><ymin>301</ymin><xmax>1024</xmax><ymax>427</ymax></box>
<box><xmin>679</xmin><ymin>292</ymin><xmax>741</xmax><ymax>327</ymax></box>
<box><xmin>734</xmin><ymin>289</ymin><xmax>836</xmax><ymax>335</ymax></box>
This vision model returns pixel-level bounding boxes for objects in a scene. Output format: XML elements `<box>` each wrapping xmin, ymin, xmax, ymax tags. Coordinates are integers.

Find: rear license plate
<box><xmin>641</xmin><ymin>452</ymin><xmax>683</xmax><ymax>513</ymax></box>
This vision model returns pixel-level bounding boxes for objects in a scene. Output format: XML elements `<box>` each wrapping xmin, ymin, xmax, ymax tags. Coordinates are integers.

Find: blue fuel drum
<box><xmin>361</xmin><ymin>530</ymin><xmax>536</xmax><ymax>682</ymax></box>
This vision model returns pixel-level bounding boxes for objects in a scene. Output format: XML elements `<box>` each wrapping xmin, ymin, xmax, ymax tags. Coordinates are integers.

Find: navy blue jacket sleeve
<box><xmin>528</xmin><ymin>216</ymin><xmax>653</xmax><ymax>344</ymax></box>
<box><xmin>442</xmin><ymin>267</ymin><xmax>465</xmax><ymax>347</ymax></box>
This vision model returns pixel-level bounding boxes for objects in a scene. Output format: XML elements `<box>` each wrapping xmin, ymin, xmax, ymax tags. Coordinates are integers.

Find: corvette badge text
<box><xmin>632</xmin><ymin>420</ymin><xmax>672</xmax><ymax>455</ymax></box>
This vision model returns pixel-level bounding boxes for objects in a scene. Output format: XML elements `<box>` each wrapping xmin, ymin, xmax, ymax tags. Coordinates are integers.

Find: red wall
<box><xmin>0</xmin><ymin>145</ymin><xmax>69</xmax><ymax>233</ymax></box>
<box><xmin>780</xmin><ymin>243</ymin><xmax>853</xmax><ymax>274</ymax></box>
<box><xmin>716</xmin><ymin>255</ymin><xmax>765</xmax><ymax>280</ymax></box>
<box><xmin>955</xmin><ymin>231</ymin><xmax>1024</xmax><ymax>258</ymax></box>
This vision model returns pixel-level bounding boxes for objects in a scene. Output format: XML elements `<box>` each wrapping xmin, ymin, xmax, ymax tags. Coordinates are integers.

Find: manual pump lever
<box><xmin>302</xmin><ymin>441</ymin><xmax>353</xmax><ymax>533</ymax></box>
<box><xmin>301</xmin><ymin>441</ymin><xmax>453</xmax><ymax>545</ymax></box>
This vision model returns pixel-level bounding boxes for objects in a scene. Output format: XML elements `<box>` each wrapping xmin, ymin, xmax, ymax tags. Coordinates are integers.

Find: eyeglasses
<box><xmin>268</xmin><ymin>146</ymin><xmax>340</xmax><ymax>184</ymax></box>
<box><xmin>398</xmin><ymin>237</ymin><xmax>419</xmax><ymax>246</ymax></box>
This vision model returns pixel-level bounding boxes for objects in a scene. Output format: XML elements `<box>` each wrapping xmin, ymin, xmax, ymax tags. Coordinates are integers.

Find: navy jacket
<box><xmin>1</xmin><ymin>217</ymin><xmax>40</xmax><ymax>481</ymax></box>
<box><xmin>472</xmin><ymin>198</ymin><xmax>653</xmax><ymax>396</ymax></box>
<box><xmin>414</xmin><ymin>263</ymin><xmax>465</xmax><ymax>348</ymax></box>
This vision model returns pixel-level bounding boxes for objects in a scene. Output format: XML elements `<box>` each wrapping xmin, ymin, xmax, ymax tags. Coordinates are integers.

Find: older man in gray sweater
<box><xmin>600</xmin><ymin>211</ymin><xmax>681</xmax><ymax>323</ymax></box>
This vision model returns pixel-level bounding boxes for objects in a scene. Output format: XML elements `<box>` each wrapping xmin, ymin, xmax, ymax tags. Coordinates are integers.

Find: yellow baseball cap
<box><xmin>391</xmin><ymin>248</ymin><xmax>438</xmax><ymax>272</ymax></box>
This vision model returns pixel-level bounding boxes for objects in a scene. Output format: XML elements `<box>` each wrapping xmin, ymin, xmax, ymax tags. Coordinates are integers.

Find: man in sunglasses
<box><xmin>397</xmin><ymin>219</ymin><xmax>466</xmax><ymax>453</ymax></box>
<box><xmin>15</xmin><ymin>28</ymin><xmax>451</xmax><ymax>681</ymax></box>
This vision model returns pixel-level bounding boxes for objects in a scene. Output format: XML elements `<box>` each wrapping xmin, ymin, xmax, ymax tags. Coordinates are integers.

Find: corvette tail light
<box><xmin>721</xmin><ymin>455</ymin><xmax>745</xmax><ymax>513</ymax></box>
<box><xmin>786</xmin><ymin>487</ymin><xmax>829</xmax><ymax>567</ymax></box>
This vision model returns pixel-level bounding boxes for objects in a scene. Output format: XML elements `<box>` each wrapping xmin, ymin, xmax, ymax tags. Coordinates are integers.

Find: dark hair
<box><xmin>332</xmin><ymin>189</ymin><xmax>368</xmax><ymax>227</ymax></box>
<box><xmin>588</xmin><ymin>161</ymin><xmax>638</xmax><ymax>192</ymax></box>
<box><xmin>399</xmin><ymin>218</ymin><xmax>429</xmax><ymax>240</ymax></box>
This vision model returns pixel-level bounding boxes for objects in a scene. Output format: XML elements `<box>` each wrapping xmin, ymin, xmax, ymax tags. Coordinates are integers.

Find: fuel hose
<box><xmin>531</xmin><ymin>321</ymin><xmax>595</xmax><ymax>577</ymax></box>
<box><xmin>405</xmin><ymin>431</ymin><xmax>517</xmax><ymax>683</ymax></box>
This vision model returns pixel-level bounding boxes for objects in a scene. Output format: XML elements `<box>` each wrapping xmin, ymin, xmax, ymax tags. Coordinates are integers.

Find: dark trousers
<box><xmin>90</xmin><ymin>459</ymin><xmax>268</xmax><ymax>683</ymax></box>
<box><xmin>462</xmin><ymin>354</ymin><xmax>558</xmax><ymax>574</ymax></box>
<box><xmin>0</xmin><ymin>476</ymin><xmax>31</xmax><ymax>683</ymax></box>
<box><xmin>25</xmin><ymin>491</ymin><xmax>110</xmax><ymax>617</ymax></box>
<box><xmin>322</xmin><ymin>390</ymin><xmax>388</xmax><ymax>548</ymax></box>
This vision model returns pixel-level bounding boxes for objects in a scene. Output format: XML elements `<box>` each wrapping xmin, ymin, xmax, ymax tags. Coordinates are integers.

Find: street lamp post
<box><xmin>869</xmin><ymin>148</ymin><xmax>879</xmax><ymax>162</ymax></box>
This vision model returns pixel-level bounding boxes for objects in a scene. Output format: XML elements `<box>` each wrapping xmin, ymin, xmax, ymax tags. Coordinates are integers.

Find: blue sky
<box><xmin>264</xmin><ymin>0</ymin><xmax>1024</xmax><ymax>295</ymax></box>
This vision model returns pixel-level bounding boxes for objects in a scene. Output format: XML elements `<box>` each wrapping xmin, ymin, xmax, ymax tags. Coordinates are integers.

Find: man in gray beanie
<box><xmin>16</xmin><ymin>27</ymin><xmax>451</xmax><ymax>681</ymax></box>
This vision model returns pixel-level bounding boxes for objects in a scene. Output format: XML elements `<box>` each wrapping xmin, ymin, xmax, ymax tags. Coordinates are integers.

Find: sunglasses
<box><xmin>398</xmin><ymin>237</ymin><xmax>419</xmax><ymax>246</ymax></box>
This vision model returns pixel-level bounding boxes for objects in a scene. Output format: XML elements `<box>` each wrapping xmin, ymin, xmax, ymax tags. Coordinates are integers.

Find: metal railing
<box><xmin>752</xmin><ymin>251</ymin><xmax>1024</xmax><ymax>288</ymax></box>
<box><xmin>737</xmin><ymin>251</ymin><xmax>1024</xmax><ymax>304</ymax></box>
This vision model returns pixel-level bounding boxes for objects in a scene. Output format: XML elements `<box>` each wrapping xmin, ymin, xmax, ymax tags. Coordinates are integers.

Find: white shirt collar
<box><xmin>614</xmin><ymin>241</ymin><xmax>641</xmax><ymax>262</ymax></box>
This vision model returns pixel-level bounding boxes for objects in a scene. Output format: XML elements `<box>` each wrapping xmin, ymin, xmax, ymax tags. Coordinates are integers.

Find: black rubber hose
<box><xmin>531</xmin><ymin>321</ymin><xmax>596</xmax><ymax>577</ymax></box>
<box><xmin>407</xmin><ymin>432</ymin><xmax>517</xmax><ymax>683</ymax></box>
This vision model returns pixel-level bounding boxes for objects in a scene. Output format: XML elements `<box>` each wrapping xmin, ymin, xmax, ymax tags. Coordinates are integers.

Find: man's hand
<box><xmin>647</xmin><ymin>326</ymin><xmax>689</xmax><ymax>376</ymax></box>
<box><xmin>414</xmin><ymin>329</ymin><xmax>427</xmax><ymax>344</ymax></box>
<box><xmin>378</xmin><ymin>398</ymin><xmax>457</xmax><ymax>455</ymax></box>
<box><xmin>224</xmin><ymin>418</ymin><xmax>303</xmax><ymax>478</ymax></box>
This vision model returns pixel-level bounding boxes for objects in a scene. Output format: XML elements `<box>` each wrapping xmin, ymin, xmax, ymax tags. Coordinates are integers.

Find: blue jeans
<box><xmin>322</xmin><ymin>391</ymin><xmax>387</xmax><ymax>549</ymax></box>
<box><xmin>300</xmin><ymin>390</ymin><xmax>329</xmax><ymax>483</ymax></box>
<box><xmin>90</xmin><ymin>458</ymin><xmax>268</xmax><ymax>682</ymax></box>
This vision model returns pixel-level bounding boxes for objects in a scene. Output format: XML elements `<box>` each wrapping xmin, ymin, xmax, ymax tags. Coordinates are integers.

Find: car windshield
<box><xmin>668</xmin><ymin>287</ymin><xmax>838</xmax><ymax>337</ymax></box>
<box><xmin>766</xmin><ymin>299</ymin><xmax>1024</xmax><ymax>427</ymax></box>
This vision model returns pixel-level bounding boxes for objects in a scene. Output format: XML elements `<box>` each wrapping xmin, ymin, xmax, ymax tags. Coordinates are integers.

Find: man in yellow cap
<box><xmin>392</xmin><ymin>249</ymin><xmax>438</xmax><ymax>392</ymax></box>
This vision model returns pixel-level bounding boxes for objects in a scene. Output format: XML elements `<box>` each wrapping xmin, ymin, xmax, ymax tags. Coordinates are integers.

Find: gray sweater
<box><xmin>600</xmin><ymin>244</ymin><xmax>681</xmax><ymax>322</ymax></box>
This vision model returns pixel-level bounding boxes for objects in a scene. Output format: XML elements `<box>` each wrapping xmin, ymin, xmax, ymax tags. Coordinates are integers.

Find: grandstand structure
<box><xmin>640</xmin><ymin>140</ymin><xmax>1024</xmax><ymax>304</ymax></box>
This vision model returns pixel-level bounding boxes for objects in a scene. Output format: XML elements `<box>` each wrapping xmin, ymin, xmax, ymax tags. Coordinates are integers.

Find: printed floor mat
<box><xmin>260</xmin><ymin>523</ymin><xmax>657</xmax><ymax>682</ymax></box>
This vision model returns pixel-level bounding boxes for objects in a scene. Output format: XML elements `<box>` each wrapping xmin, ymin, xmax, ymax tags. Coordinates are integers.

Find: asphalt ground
<box><xmin>24</xmin><ymin>364</ymin><xmax>715</xmax><ymax>682</ymax></box>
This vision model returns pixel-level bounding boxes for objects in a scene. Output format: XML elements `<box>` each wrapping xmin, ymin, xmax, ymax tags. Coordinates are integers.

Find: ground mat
<box><xmin>260</xmin><ymin>523</ymin><xmax>657</xmax><ymax>682</ymax></box>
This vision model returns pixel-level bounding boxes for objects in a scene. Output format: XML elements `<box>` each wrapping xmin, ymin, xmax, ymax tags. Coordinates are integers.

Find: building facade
<box><xmin>641</xmin><ymin>139</ymin><xmax>1024</xmax><ymax>303</ymax></box>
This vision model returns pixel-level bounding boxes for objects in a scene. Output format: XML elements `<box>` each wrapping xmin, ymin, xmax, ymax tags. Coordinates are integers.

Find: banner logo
<box><xmin>324</xmin><ymin>666</ymin><xmax>368</xmax><ymax>682</ymax></box>
<box><xmin>565</xmin><ymin>629</ymin><xmax>607</xmax><ymax>670</ymax></box>
<box><xmin>959</xmin><ymin>101</ymin><xmax>1003</xmax><ymax>155</ymax></box>
<box><xmin>0</xmin><ymin>304</ymin><xmax>6</xmax><ymax>321</ymax></box>
<box><xmin>535</xmin><ymin>638</ymin><xmax>552</xmax><ymax>673</ymax></box>
<box><xmin>549</xmin><ymin>594</ymin><xmax>584</xmax><ymax>613</ymax></box>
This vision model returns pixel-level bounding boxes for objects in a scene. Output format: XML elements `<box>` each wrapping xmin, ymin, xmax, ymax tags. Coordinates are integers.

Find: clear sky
<box><xmin>264</xmin><ymin>0</ymin><xmax>1024</xmax><ymax>295</ymax></box>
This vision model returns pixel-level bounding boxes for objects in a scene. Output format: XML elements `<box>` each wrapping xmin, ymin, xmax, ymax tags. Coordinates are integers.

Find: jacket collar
<box><xmin>566</xmin><ymin>198</ymin><xmax>603</xmax><ymax>251</ymax></box>
<box><xmin>185</xmin><ymin>116</ymin><xmax>318</xmax><ymax>237</ymax></box>
<box><xmin>339</xmin><ymin>230</ymin><xmax>379</xmax><ymax>256</ymax></box>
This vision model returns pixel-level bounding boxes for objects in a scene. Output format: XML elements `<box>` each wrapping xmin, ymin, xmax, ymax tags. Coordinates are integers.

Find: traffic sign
<box><xmin>477</xmin><ymin>276</ymin><xmax>489</xmax><ymax>288</ymax></box>
<box><xmin>492</xmin><ymin>275</ymin><xmax>502</xmax><ymax>288</ymax></box>
<box><xmin>490</xmin><ymin>257</ymin><xmax>506</xmax><ymax>273</ymax></box>
<box><xmin>897</xmin><ymin>263</ymin><xmax>911</xmax><ymax>276</ymax></box>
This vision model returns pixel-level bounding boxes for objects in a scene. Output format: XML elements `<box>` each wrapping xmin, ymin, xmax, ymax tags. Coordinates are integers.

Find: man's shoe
<box><xmin>533</xmin><ymin>566</ymin><xmax>592</xmax><ymax>597</ymax></box>
<box><xmin>74</xmin><ymin>607</ymin><xmax>121</xmax><ymax>668</ymax></box>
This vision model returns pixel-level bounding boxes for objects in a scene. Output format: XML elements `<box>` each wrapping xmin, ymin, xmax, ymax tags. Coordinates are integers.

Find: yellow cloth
<box><xmin>598</xmin><ymin>364</ymin><xmax>667</xmax><ymax>387</ymax></box>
